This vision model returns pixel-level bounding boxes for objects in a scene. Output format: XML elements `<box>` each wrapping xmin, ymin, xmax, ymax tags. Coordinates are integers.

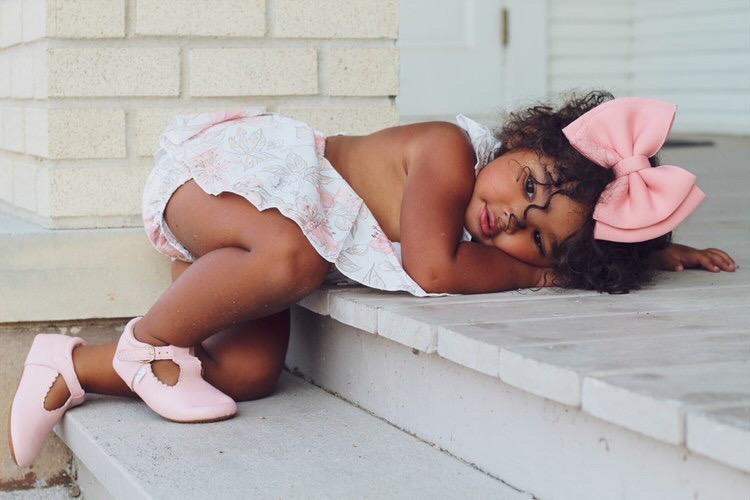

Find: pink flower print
<box><xmin>314</xmin><ymin>134</ymin><xmax>326</xmax><ymax>156</ymax></box>
<box><xmin>369</xmin><ymin>225</ymin><xmax>394</xmax><ymax>255</ymax></box>
<box><xmin>318</xmin><ymin>188</ymin><xmax>335</xmax><ymax>210</ymax></box>
<box><xmin>227</xmin><ymin>127</ymin><xmax>277</xmax><ymax>169</ymax></box>
<box><xmin>299</xmin><ymin>203</ymin><xmax>338</xmax><ymax>254</ymax></box>
<box><xmin>188</xmin><ymin>148</ymin><xmax>226</xmax><ymax>187</ymax></box>
<box><xmin>233</xmin><ymin>174</ymin><xmax>262</xmax><ymax>191</ymax></box>
<box><xmin>285</xmin><ymin>151</ymin><xmax>311</xmax><ymax>178</ymax></box>
<box><xmin>327</xmin><ymin>186</ymin><xmax>362</xmax><ymax>225</ymax></box>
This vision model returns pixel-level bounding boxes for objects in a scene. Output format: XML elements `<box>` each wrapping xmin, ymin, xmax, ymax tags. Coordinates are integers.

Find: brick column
<box><xmin>0</xmin><ymin>0</ymin><xmax>399</xmax><ymax>229</ymax></box>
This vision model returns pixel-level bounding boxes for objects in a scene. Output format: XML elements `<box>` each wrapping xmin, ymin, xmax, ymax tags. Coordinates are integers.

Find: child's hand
<box><xmin>650</xmin><ymin>243</ymin><xmax>738</xmax><ymax>272</ymax></box>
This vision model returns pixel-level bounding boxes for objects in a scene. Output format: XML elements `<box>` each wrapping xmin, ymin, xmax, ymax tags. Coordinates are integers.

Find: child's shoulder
<box><xmin>361</xmin><ymin>119</ymin><xmax>471</xmax><ymax>150</ymax></box>
<box><xmin>393</xmin><ymin>119</ymin><xmax>472</xmax><ymax>148</ymax></box>
<box><xmin>339</xmin><ymin>120</ymin><xmax>475</xmax><ymax>180</ymax></box>
<box><xmin>399</xmin><ymin>120</ymin><xmax>476</xmax><ymax>176</ymax></box>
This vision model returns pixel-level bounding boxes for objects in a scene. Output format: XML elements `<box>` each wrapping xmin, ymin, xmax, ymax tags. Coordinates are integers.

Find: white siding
<box><xmin>547</xmin><ymin>0</ymin><xmax>633</xmax><ymax>100</ymax></box>
<box><xmin>631</xmin><ymin>0</ymin><xmax>750</xmax><ymax>134</ymax></box>
<box><xmin>546</xmin><ymin>0</ymin><xmax>750</xmax><ymax>134</ymax></box>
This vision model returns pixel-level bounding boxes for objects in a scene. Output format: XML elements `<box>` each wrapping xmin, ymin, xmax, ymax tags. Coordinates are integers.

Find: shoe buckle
<box><xmin>116</xmin><ymin>345</ymin><xmax>156</xmax><ymax>363</ymax></box>
<box><xmin>143</xmin><ymin>345</ymin><xmax>156</xmax><ymax>362</ymax></box>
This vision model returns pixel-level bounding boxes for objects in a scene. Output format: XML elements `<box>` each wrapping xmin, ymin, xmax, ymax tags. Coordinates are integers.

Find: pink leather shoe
<box><xmin>112</xmin><ymin>316</ymin><xmax>237</xmax><ymax>423</ymax></box>
<box><xmin>8</xmin><ymin>334</ymin><xmax>88</xmax><ymax>467</ymax></box>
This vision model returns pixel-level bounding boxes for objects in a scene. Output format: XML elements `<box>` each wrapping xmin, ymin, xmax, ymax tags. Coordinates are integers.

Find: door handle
<box><xmin>501</xmin><ymin>7</ymin><xmax>509</xmax><ymax>47</ymax></box>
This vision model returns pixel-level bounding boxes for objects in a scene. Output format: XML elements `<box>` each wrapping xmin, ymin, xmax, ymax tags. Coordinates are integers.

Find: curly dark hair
<box><xmin>491</xmin><ymin>89</ymin><xmax>672</xmax><ymax>294</ymax></box>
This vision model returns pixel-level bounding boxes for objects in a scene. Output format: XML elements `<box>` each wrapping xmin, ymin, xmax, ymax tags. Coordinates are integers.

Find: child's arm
<box><xmin>399</xmin><ymin>123</ymin><xmax>474</xmax><ymax>291</ymax></box>
<box><xmin>647</xmin><ymin>243</ymin><xmax>737</xmax><ymax>272</ymax></box>
<box><xmin>434</xmin><ymin>242</ymin><xmax>548</xmax><ymax>293</ymax></box>
<box><xmin>399</xmin><ymin>123</ymin><xmax>544</xmax><ymax>293</ymax></box>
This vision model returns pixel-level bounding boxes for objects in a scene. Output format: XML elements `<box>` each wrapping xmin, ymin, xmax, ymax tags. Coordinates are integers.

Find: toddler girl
<box><xmin>8</xmin><ymin>90</ymin><xmax>737</xmax><ymax>467</ymax></box>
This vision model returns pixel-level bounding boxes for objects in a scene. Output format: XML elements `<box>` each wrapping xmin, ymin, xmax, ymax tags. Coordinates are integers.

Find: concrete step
<box><xmin>287</xmin><ymin>279</ymin><xmax>750</xmax><ymax>499</ymax></box>
<box><xmin>0</xmin><ymin>486</ymin><xmax>73</xmax><ymax>499</ymax></box>
<box><xmin>0</xmin><ymin>211</ymin><xmax>171</xmax><ymax>323</ymax></box>
<box><xmin>53</xmin><ymin>371</ymin><xmax>527</xmax><ymax>500</ymax></box>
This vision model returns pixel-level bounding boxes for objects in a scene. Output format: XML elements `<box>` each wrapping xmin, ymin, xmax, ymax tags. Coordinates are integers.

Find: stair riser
<box><xmin>1</xmin><ymin>233</ymin><xmax>170</xmax><ymax>323</ymax></box>
<box><xmin>287</xmin><ymin>306</ymin><xmax>750</xmax><ymax>500</ymax></box>
<box><xmin>72</xmin><ymin>456</ymin><xmax>114</xmax><ymax>500</ymax></box>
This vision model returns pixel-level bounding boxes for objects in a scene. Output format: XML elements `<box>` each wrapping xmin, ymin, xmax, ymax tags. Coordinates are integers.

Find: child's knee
<box><xmin>223</xmin><ymin>365</ymin><xmax>282</xmax><ymax>402</ymax></box>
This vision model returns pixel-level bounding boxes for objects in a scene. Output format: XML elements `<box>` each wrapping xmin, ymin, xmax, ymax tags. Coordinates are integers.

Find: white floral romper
<box><xmin>141</xmin><ymin>108</ymin><xmax>500</xmax><ymax>298</ymax></box>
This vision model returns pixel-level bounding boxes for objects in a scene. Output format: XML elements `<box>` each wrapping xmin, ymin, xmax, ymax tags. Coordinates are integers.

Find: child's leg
<box><xmin>45</xmin><ymin>180</ymin><xmax>329</xmax><ymax>407</ymax></box>
<box><xmin>44</xmin><ymin>311</ymin><xmax>289</xmax><ymax>408</ymax></box>
<box><xmin>43</xmin><ymin>260</ymin><xmax>291</xmax><ymax>409</ymax></box>
<box><xmin>132</xmin><ymin>247</ymin><xmax>307</xmax><ymax>347</ymax></box>
<box><xmin>134</xmin><ymin>179</ymin><xmax>330</xmax><ymax>349</ymax></box>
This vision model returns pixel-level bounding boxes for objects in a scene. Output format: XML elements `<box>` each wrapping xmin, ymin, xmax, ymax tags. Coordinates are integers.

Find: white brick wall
<box><xmin>327</xmin><ymin>48</ymin><xmax>399</xmax><ymax>96</ymax></box>
<box><xmin>270</xmin><ymin>0</ymin><xmax>398</xmax><ymax>38</ymax></box>
<box><xmin>189</xmin><ymin>48</ymin><xmax>318</xmax><ymax>96</ymax></box>
<box><xmin>136</xmin><ymin>0</ymin><xmax>265</xmax><ymax>37</ymax></box>
<box><xmin>0</xmin><ymin>0</ymin><xmax>400</xmax><ymax>228</ymax></box>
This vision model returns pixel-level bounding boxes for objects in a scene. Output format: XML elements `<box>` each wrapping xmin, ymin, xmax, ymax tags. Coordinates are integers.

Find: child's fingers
<box><xmin>705</xmin><ymin>249</ymin><xmax>737</xmax><ymax>271</ymax></box>
<box><xmin>706</xmin><ymin>248</ymin><xmax>737</xmax><ymax>269</ymax></box>
<box><xmin>699</xmin><ymin>253</ymin><xmax>727</xmax><ymax>272</ymax></box>
<box><xmin>684</xmin><ymin>253</ymin><xmax>714</xmax><ymax>271</ymax></box>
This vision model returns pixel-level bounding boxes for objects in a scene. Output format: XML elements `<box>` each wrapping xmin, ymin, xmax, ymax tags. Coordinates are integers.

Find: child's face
<box><xmin>464</xmin><ymin>148</ymin><xmax>587</xmax><ymax>268</ymax></box>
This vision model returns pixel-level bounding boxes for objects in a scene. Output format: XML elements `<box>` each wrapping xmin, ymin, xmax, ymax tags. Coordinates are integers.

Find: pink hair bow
<box><xmin>562</xmin><ymin>97</ymin><xmax>705</xmax><ymax>243</ymax></box>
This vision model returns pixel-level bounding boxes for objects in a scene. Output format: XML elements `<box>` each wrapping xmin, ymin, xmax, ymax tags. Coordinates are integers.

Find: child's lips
<box><xmin>480</xmin><ymin>204</ymin><xmax>505</xmax><ymax>238</ymax></box>
<box><xmin>480</xmin><ymin>205</ymin><xmax>493</xmax><ymax>238</ymax></box>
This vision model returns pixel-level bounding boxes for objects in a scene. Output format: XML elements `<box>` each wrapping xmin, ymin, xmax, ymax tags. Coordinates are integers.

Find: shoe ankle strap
<box><xmin>61</xmin><ymin>336</ymin><xmax>88</xmax><ymax>404</ymax></box>
<box><xmin>116</xmin><ymin>345</ymin><xmax>178</xmax><ymax>363</ymax></box>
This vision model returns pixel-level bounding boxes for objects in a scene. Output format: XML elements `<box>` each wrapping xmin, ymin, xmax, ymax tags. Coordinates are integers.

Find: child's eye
<box><xmin>534</xmin><ymin>231</ymin><xmax>545</xmax><ymax>256</ymax></box>
<box><xmin>525</xmin><ymin>175</ymin><xmax>536</xmax><ymax>199</ymax></box>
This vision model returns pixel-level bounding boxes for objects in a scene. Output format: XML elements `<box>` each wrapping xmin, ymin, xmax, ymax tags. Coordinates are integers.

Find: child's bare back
<box><xmin>323</xmin><ymin>121</ymin><xmax>469</xmax><ymax>243</ymax></box>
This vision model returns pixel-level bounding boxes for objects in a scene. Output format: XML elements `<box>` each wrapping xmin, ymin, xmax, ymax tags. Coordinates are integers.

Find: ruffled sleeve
<box><xmin>455</xmin><ymin>113</ymin><xmax>502</xmax><ymax>177</ymax></box>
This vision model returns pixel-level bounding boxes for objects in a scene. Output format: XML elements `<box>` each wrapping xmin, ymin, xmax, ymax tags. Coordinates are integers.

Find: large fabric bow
<box><xmin>562</xmin><ymin>97</ymin><xmax>705</xmax><ymax>243</ymax></box>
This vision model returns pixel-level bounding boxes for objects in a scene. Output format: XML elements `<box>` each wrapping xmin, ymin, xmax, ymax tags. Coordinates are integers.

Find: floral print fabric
<box><xmin>142</xmin><ymin>108</ymin><xmax>499</xmax><ymax>297</ymax></box>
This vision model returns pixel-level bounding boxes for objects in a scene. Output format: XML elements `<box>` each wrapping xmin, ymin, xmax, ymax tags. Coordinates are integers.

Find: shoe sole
<box><xmin>162</xmin><ymin>411</ymin><xmax>237</xmax><ymax>424</ymax></box>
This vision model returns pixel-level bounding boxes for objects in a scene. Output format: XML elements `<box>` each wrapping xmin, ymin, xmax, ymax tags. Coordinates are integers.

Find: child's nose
<box><xmin>502</xmin><ymin>210</ymin><xmax>519</xmax><ymax>234</ymax></box>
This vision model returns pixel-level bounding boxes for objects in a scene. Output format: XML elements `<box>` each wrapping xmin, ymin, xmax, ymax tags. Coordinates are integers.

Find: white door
<box><xmin>397</xmin><ymin>0</ymin><xmax>547</xmax><ymax>125</ymax></box>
